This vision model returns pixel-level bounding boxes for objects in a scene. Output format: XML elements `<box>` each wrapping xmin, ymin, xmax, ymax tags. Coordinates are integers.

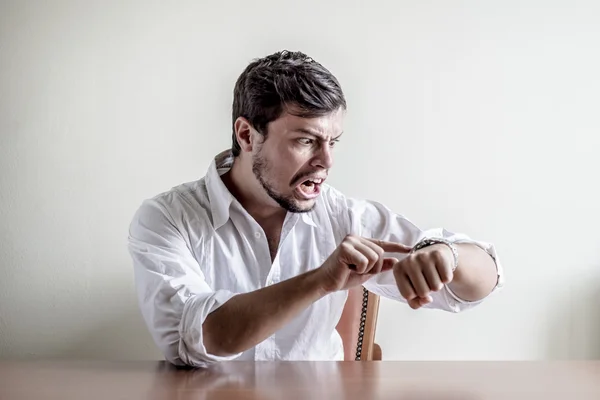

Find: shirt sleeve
<box><xmin>127</xmin><ymin>196</ymin><xmax>242</xmax><ymax>367</ymax></box>
<box><xmin>328</xmin><ymin>188</ymin><xmax>504</xmax><ymax>313</ymax></box>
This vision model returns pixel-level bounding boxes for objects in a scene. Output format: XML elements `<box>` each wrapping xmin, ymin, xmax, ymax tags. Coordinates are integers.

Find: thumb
<box><xmin>380</xmin><ymin>257</ymin><xmax>399</xmax><ymax>272</ymax></box>
<box><xmin>408</xmin><ymin>295</ymin><xmax>432</xmax><ymax>310</ymax></box>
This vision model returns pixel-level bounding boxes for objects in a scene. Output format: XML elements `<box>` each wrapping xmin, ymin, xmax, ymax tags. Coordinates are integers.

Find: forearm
<box><xmin>447</xmin><ymin>243</ymin><xmax>498</xmax><ymax>302</ymax></box>
<box><xmin>202</xmin><ymin>268</ymin><xmax>327</xmax><ymax>356</ymax></box>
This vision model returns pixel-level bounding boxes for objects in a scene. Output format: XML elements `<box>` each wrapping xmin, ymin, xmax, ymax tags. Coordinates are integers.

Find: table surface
<box><xmin>1</xmin><ymin>360</ymin><xmax>599</xmax><ymax>399</ymax></box>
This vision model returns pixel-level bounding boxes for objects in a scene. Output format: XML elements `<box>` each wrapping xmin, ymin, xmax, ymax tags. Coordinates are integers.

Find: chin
<box><xmin>280</xmin><ymin>196</ymin><xmax>317</xmax><ymax>214</ymax></box>
<box><xmin>262</xmin><ymin>183</ymin><xmax>319</xmax><ymax>213</ymax></box>
<box><xmin>295</xmin><ymin>199</ymin><xmax>317</xmax><ymax>212</ymax></box>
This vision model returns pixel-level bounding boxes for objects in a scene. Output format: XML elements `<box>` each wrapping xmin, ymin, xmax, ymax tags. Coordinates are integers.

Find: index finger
<box><xmin>365</xmin><ymin>238</ymin><xmax>412</xmax><ymax>254</ymax></box>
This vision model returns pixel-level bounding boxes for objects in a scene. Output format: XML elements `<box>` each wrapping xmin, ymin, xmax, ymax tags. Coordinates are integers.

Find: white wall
<box><xmin>1</xmin><ymin>0</ymin><xmax>599</xmax><ymax>361</ymax></box>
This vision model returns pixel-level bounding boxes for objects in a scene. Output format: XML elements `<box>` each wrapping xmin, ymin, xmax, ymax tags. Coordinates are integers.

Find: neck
<box><xmin>223</xmin><ymin>156</ymin><xmax>287</xmax><ymax>223</ymax></box>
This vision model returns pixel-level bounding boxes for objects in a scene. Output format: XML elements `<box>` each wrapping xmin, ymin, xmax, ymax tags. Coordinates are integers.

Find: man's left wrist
<box><xmin>412</xmin><ymin>237</ymin><xmax>459</xmax><ymax>272</ymax></box>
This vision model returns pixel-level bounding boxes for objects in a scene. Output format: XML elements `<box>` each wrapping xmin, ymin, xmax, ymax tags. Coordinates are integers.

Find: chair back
<box><xmin>335</xmin><ymin>285</ymin><xmax>382</xmax><ymax>360</ymax></box>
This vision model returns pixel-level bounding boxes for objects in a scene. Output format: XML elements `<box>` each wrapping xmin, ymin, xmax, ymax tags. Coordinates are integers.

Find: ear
<box><xmin>234</xmin><ymin>117</ymin><xmax>255</xmax><ymax>153</ymax></box>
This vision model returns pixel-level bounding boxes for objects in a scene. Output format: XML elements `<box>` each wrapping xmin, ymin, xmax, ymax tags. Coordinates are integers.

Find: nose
<box><xmin>311</xmin><ymin>142</ymin><xmax>334</xmax><ymax>170</ymax></box>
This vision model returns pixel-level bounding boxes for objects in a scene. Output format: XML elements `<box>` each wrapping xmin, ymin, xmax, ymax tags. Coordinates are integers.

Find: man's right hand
<box><xmin>317</xmin><ymin>235</ymin><xmax>412</xmax><ymax>293</ymax></box>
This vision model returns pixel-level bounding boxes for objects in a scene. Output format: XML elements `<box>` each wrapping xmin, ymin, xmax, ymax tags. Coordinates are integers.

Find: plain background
<box><xmin>1</xmin><ymin>0</ymin><xmax>600</xmax><ymax>361</ymax></box>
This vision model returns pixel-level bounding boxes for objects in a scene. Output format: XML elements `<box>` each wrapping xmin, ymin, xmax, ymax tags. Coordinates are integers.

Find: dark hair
<box><xmin>231</xmin><ymin>50</ymin><xmax>346</xmax><ymax>157</ymax></box>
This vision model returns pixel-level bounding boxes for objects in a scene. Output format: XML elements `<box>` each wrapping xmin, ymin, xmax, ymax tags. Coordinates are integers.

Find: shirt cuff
<box><xmin>442</xmin><ymin>236</ymin><xmax>504</xmax><ymax>308</ymax></box>
<box><xmin>178</xmin><ymin>289</ymin><xmax>242</xmax><ymax>367</ymax></box>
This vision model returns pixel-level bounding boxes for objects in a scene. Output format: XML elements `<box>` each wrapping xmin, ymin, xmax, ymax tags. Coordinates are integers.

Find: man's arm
<box><xmin>449</xmin><ymin>243</ymin><xmax>499</xmax><ymax>302</ymax></box>
<box><xmin>128</xmin><ymin>197</ymin><xmax>242</xmax><ymax>367</ymax></box>
<box><xmin>327</xmin><ymin>186</ymin><xmax>503</xmax><ymax>312</ymax></box>
<box><xmin>203</xmin><ymin>235</ymin><xmax>407</xmax><ymax>356</ymax></box>
<box><xmin>130</xmin><ymin>198</ymin><xmax>331</xmax><ymax>363</ymax></box>
<box><xmin>202</xmin><ymin>268</ymin><xmax>325</xmax><ymax>356</ymax></box>
<box><xmin>390</xmin><ymin>240</ymin><xmax>500</xmax><ymax>310</ymax></box>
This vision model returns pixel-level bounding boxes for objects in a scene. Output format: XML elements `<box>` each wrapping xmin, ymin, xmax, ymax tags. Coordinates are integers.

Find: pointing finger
<box><xmin>366</xmin><ymin>238</ymin><xmax>412</xmax><ymax>254</ymax></box>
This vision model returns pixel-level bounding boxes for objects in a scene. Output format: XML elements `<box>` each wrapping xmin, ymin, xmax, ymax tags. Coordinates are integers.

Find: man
<box><xmin>128</xmin><ymin>50</ymin><xmax>503</xmax><ymax>368</ymax></box>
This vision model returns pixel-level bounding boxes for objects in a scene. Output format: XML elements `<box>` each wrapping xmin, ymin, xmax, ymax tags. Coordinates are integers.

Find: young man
<box><xmin>128</xmin><ymin>50</ymin><xmax>503</xmax><ymax>368</ymax></box>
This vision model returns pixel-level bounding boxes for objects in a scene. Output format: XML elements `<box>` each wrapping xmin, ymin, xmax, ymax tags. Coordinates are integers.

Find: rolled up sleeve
<box><xmin>329</xmin><ymin>189</ymin><xmax>504</xmax><ymax>313</ymax></box>
<box><xmin>128</xmin><ymin>198</ymin><xmax>242</xmax><ymax>367</ymax></box>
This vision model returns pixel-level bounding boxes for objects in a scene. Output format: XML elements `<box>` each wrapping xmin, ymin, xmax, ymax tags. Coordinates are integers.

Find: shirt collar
<box><xmin>205</xmin><ymin>149</ymin><xmax>318</xmax><ymax>230</ymax></box>
<box><xmin>205</xmin><ymin>149</ymin><xmax>235</xmax><ymax>230</ymax></box>
<box><xmin>301</xmin><ymin>212</ymin><xmax>318</xmax><ymax>228</ymax></box>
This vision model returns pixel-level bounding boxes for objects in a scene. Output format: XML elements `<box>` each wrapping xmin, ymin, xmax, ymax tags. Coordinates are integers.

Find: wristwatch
<box><xmin>411</xmin><ymin>237</ymin><xmax>459</xmax><ymax>272</ymax></box>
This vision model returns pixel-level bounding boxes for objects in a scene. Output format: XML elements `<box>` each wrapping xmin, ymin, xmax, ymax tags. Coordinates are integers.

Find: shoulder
<box><xmin>129</xmin><ymin>178</ymin><xmax>212</xmax><ymax>236</ymax></box>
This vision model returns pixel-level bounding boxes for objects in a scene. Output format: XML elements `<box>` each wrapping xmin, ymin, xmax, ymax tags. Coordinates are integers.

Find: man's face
<box><xmin>251</xmin><ymin>107</ymin><xmax>344</xmax><ymax>213</ymax></box>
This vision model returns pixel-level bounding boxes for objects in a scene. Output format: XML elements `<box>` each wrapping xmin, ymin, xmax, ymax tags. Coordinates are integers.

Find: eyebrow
<box><xmin>293</xmin><ymin>128</ymin><xmax>343</xmax><ymax>141</ymax></box>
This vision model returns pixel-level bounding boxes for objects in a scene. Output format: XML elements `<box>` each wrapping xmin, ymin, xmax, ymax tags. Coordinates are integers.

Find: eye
<box><xmin>297</xmin><ymin>138</ymin><xmax>314</xmax><ymax>145</ymax></box>
<box><xmin>329</xmin><ymin>138</ymin><xmax>342</xmax><ymax>148</ymax></box>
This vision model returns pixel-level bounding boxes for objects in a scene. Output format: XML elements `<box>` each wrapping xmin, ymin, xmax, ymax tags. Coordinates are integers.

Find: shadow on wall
<box><xmin>58</xmin><ymin>304</ymin><xmax>162</xmax><ymax>361</ymax></box>
<box><xmin>547</xmin><ymin>272</ymin><xmax>600</xmax><ymax>360</ymax></box>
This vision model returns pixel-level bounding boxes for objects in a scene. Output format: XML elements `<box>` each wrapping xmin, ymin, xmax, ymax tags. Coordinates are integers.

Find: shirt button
<box><xmin>254</xmin><ymin>232</ymin><xmax>261</xmax><ymax>238</ymax></box>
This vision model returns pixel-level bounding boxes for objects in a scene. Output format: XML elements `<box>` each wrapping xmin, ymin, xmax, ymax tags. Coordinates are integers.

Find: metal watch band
<box><xmin>411</xmin><ymin>237</ymin><xmax>459</xmax><ymax>271</ymax></box>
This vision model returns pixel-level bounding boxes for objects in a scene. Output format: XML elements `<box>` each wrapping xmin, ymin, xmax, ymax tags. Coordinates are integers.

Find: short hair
<box><xmin>231</xmin><ymin>50</ymin><xmax>346</xmax><ymax>156</ymax></box>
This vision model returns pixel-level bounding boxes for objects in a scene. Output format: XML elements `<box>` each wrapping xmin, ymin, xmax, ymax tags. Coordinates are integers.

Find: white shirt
<box><xmin>128</xmin><ymin>150</ymin><xmax>504</xmax><ymax>367</ymax></box>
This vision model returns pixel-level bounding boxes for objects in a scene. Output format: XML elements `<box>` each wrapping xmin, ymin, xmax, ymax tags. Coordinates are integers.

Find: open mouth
<box><xmin>296</xmin><ymin>177</ymin><xmax>323</xmax><ymax>199</ymax></box>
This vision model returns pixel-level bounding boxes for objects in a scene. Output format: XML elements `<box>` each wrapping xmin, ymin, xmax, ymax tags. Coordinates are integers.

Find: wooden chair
<box><xmin>335</xmin><ymin>285</ymin><xmax>382</xmax><ymax>361</ymax></box>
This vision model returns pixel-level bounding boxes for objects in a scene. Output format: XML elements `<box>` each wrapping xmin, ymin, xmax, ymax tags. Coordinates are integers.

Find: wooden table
<box><xmin>1</xmin><ymin>360</ymin><xmax>599</xmax><ymax>399</ymax></box>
